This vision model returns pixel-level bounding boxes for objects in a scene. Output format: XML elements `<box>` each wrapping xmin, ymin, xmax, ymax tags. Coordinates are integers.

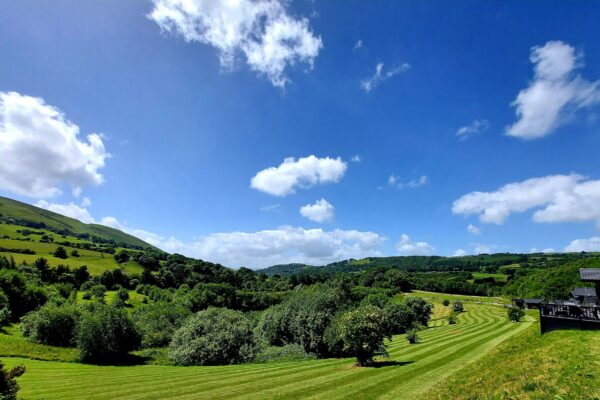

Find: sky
<box><xmin>1</xmin><ymin>0</ymin><xmax>600</xmax><ymax>268</ymax></box>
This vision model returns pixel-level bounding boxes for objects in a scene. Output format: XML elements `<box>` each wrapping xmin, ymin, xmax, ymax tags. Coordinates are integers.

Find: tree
<box><xmin>76</xmin><ymin>304</ymin><xmax>141</xmax><ymax>364</ymax></box>
<box><xmin>53</xmin><ymin>246</ymin><xmax>68</xmax><ymax>259</ymax></box>
<box><xmin>406</xmin><ymin>329</ymin><xmax>420</xmax><ymax>344</ymax></box>
<box><xmin>169</xmin><ymin>307</ymin><xmax>256</xmax><ymax>366</ymax></box>
<box><xmin>133</xmin><ymin>302</ymin><xmax>191</xmax><ymax>348</ymax></box>
<box><xmin>70</xmin><ymin>250</ymin><xmax>80</xmax><ymax>258</ymax></box>
<box><xmin>114</xmin><ymin>250</ymin><xmax>131</xmax><ymax>264</ymax></box>
<box><xmin>336</xmin><ymin>305</ymin><xmax>390</xmax><ymax>366</ymax></box>
<box><xmin>507</xmin><ymin>307</ymin><xmax>525</xmax><ymax>322</ymax></box>
<box><xmin>21</xmin><ymin>303</ymin><xmax>81</xmax><ymax>347</ymax></box>
<box><xmin>0</xmin><ymin>361</ymin><xmax>25</xmax><ymax>400</ymax></box>
<box><xmin>383</xmin><ymin>302</ymin><xmax>417</xmax><ymax>335</ymax></box>
<box><xmin>452</xmin><ymin>301</ymin><xmax>464</xmax><ymax>313</ymax></box>
<box><xmin>89</xmin><ymin>285</ymin><xmax>106</xmax><ymax>303</ymax></box>
<box><xmin>112</xmin><ymin>287</ymin><xmax>130</xmax><ymax>308</ymax></box>
<box><xmin>442</xmin><ymin>299</ymin><xmax>450</xmax><ymax>307</ymax></box>
<box><xmin>448</xmin><ymin>315</ymin><xmax>457</xmax><ymax>325</ymax></box>
<box><xmin>405</xmin><ymin>297</ymin><xmax>433</xmax><ymax>327</ymax></box>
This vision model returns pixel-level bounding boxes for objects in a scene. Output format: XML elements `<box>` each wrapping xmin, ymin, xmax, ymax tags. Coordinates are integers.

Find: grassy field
<box><xmin>470</xmin><ymin>272</ymin><xmax>508</xmax><ymax>283</ymax></box>
<box><xmin>4</xmin><ymin>301</ymin><xmax>532</xmax><ymax>399</ymax></box>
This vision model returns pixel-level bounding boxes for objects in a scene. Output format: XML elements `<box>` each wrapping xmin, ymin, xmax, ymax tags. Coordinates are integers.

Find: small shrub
<box><xmin>406</xmin><ymin>329</ymin><xmax>420</xmax><ymax>344</ymax></box>
<box><xmin>21</xmin><ymin>303</ymin><xmax>81</xmax><ymax>347</ymax></box>
<box><xmin>0</xmin><ymin>307</ymin><xmax>11</xmax><ymax>327</ymax></box>
<box><xmin>76</xmin><ymin>304</ymin><xmax>141</xmax><ymax>364</ymax></box>
<box><xmin>0</xmin><ymin>361</ymin><xmax>25</xmax><ymax>400</ymax></box>
<box><xmin>53</xmin><ymin>246</ymin><xmax>68</xmax><ymax>259</ymax></box>
<box><xmin>70</xmin><ymin>250</ymin><xmax>80</xmax><ymax>258</ymax></box>
<box><xmin>134</xmin><ymin>302</ymin><xmax>190</xmax><ymax>348</ymax></box>
<box><xmin>169</xmin><ymin>307</ymin><xmax>257</xmax><ymax>366</ymax></box>
<box><xmin>442</xmin><ymin>299</ymin><xmax>450</xmax><ymax>307</ymax></box>
<box><xmin>452</xmin><ymin>301</ymin><xmax>464</xmax><ymax>313</ymax></box>
<box><xmin>448</xmin><ymin>315</ymin><xmax>457</xmax><ymax>325</ymax></box>
<box><xmin>82</xmin><ymin>292</ymin><xmax>92</xmax><ymax>300</ymax></box>
<box><xmin>507</xmin><ymin>307</ymin><xmax>525</xmax><ymax>322</ymax></box>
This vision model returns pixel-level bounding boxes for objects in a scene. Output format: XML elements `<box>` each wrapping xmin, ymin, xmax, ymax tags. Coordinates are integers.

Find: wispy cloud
<box><xmin>361</xmin><ymin>62</ymin><xmax>410</xmax><ymax>92</ymax></box>
<box><xmin>456</xmin><ymin>119</ymin><xmax>489</xmax><ymax>140</ymax></box>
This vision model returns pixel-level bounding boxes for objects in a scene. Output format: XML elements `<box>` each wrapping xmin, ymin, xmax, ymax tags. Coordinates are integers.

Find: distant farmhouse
<box><xmin>513</xmin><ymin>268</ymin><xmax>600</xmax><ymax>333</ymax></box>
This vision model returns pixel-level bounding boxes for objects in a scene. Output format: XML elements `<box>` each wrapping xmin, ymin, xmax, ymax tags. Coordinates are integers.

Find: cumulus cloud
<box><xmin>396</xmin><ymin>234</ymin><xmax>435</xmax><ymax>256</ymax></box>
<box><xmin>456</xmin><ymin>119</ymin><xmax>489</xmax><ymax>140</ymax></box>
<box><xmin>452</xmin><ymin>174</ymin><xmax>600</xmax><ymax>227</ymax></box>
<box><xmin>148</xmin><ymin>0</ymin><xmax>322</xmax><ymax>88</ymax></box>
<box><xmin>565</xmin><ymin>237</ymin><xmax>600</xmax><ymax>252</ymax></box>
<box><xmin>35</xmin><ymin>199</ymin><xmax>96</xmax><ymax>224</ymax></box>
<box><xmin>507</xmin><ymin>41</ymin><xmax>600</xmax><ymax>139</ymax></box>
<box><xmin>300</xmin><ymin>198</ymin><xmax>334</xmax><ymax>223</ymax></box>
<box><xmin>467</xmin><ymin>224</ymin><xmax>481</xmax><ymax>235</ymax></box>
<box><xmin>163</xmin><ymin>226</ymin><xmax>386</xmax><ymax>268</ymax></box>
<box><xmin>251</xmin><ymin>155</ymin><xmax>347</xmax><ymax>196</ymax></box>
<box><xmin>452</xmin><ymin>249</ymin><xmax>468</xmax><ymax>257</ymax></box>
<box><xmin>361</xmin><ymin>62</ymin><xmax>410</xmax><ymax>92</ymax></box>
<box><xmin>0</xmin><ymin>91</ymin><xmax>109</xmax><ymax>198</ymax></box>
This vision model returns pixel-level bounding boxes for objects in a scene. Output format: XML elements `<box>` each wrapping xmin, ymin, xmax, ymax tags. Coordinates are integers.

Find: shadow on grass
<box><xmin>369</xmin><ymin>360</ymin><xmax>414</xmax><ymax>368</ymax></box>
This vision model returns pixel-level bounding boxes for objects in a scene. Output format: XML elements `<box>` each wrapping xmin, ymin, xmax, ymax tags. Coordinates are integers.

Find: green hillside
<box><xmin>0</xmin><ymin>196</ymin><xmax>155</xmax><ymax>250</ymax></box>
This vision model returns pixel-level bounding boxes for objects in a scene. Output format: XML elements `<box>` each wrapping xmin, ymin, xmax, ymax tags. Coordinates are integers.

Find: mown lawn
<box><xmin>4</xmin><ymin>301</ymin><xmax>531</xmax><ymax>399</ymax></box>
<box><xmin>422</xmin><ymin>317</ymin><xmax>600</xmax><ymax>400</ymax></box>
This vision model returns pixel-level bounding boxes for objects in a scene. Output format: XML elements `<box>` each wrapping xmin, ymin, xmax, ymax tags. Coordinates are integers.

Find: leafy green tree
<box><xmin>0</xmin><ymin>361</ymin><xmax>25</xmax><ymax>400</ymax></box>
<box><xmin>114</xmin><ymin>250</ymin><xmax>131</xmax><ymax>264</ymax></box>
<box><xmin>448</xmin><ymin>315</ymin><xmax>457</xmax><ymax>325</ymax></box>
<box><xmin>133</xmin><ymin>302</ymin><xmax>190</xmax><ymax>348</ymax></box>
<box><xmin>0</xmin><ymin>269</ymin><xmax>47</xmax><ymax>320</ymax></box>
<box><xmin>507</xmin><ymin>307</ymin><xmax>525</xmax><ymax>322</ymax></box>
<box><xmin>76</xmin><ymin>304</ymin><xmax>141</xmax><ymax>364</ymax></box>
<box><xmin>383</xmin><ymin>302</ymin><xmax>417</xmax><ymax>335</ymax></box>
<box><xmin>112</xmin><ymin>287</ymin><xmax>130</xmax><ymax>308</ymax></box>
<box><xmin>406</xmin><ymin>329</ymin><xmax>420</xmax><ymax>344</ymax></box>
<box><xmin>21</xmin><ymin>303</ymin><xmax>81</xmax><ymax>347</ymax></box>
<box><xmin>169</xmin><ymin>307</ymin><xmax>256</xmax><ymax>366</ymax></box>
<box><xmin>442</xmin><ymin>299</ymin><xmax>450</xmax><ymax>307</ymax></box>
<box><xmin>336</xmin><ymin>305</ymin><xmax>390</xmax><ymax>366</ymax></box>
<box><xmin>89</xmin><ymin>285</ymin><xmax>106</xmax><ymax>303</ymax></box>
<box><xmin>53</xmin><ymin>246</ymin><xmax>68</xmax><ymax>259</ymax></box>
<box><xmin>405</xmin><ymin>297</ymin><xmax>433</xmax><ymax>326</ymax></box>
<box><xmin>359</xmin><ymin>293</ymin><xmax>392</xmax><ymax>308</ymax></box>
<box><xmin>453</xmin><ymin>301</ymin><xmax>464</xmax><ymax>313</ymax></box>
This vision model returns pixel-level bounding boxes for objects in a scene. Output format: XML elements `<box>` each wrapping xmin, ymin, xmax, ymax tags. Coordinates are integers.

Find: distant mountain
<box><xmin>0</xmin><ymin>196</ymin><xmax>155</xmax><ymax>250</ymax></box>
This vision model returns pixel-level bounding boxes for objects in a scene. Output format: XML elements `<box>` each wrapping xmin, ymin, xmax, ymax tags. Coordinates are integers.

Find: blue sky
<box><xmin>1</xmin><ymin>0</ymin><xmax>600</xmax><ymax>268</ymax></box>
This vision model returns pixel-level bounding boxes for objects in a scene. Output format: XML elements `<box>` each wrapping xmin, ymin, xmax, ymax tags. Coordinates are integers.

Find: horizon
<box><xmin>1</xmin><ymin>1</ymin><xmax>600</xmax><ymax>268</ymax></box>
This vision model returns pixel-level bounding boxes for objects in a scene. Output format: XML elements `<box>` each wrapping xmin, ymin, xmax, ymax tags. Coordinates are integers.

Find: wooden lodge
<box><xmin>538</xmin><ymin>268</ymin><xmax>600</xmax><ymax>333</ymax></box>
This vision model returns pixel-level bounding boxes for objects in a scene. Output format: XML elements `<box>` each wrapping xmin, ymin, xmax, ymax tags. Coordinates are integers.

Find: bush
<box><xmin>76</xmin><ymin>304</ymin><xmax>141</xmax><ymax>364</ymax></box>
<box><xmin>169</xmin><ymin>307</ymin><xmax>257</xmax><ymax>366</ymax></box>
<box><xmin>335</xmin><ymin>305</ymin><xmax>390</xmax><ymax>366</ymax></box>
<box><xmin>406</xmin><ymin>329</ymin><xmax>420</xmax><ymax>344</ymax></box>
<box><xmin>0</xmin><ymin>361</ymin><xmax>25</xmax><ymax>400</ymax></box>
<box><xmin>448</xmin><ymin>315</ymin><xmax>457</xmax><ymax>325</ymax></box>
<box><xmin>0</xmin><ymin>269</ymin><xmax>47</xmax><ymax>320</ymax></box>
<box><xmin>114</xmin><ymin>250</ymin><xmax>131</xmax><ymax>264</ymax></box>
<box><xmin>133</xmin><ymin>302</ymin><xmax>190</xmax><ymax>348</ymax></box>
<box><xmin>81</xmin><ymin>292</ymin><xmax>92</xmax><ymax>300</ymax></box>
<box><xmin>442</xmin><ymin>299</ymin><xmax>450</xmax><ymax>307</ymax></box>
<box><xmin>53</xmin><ymin>246</ymin><xmax>68</xmax><ymax>259</ymax></box>
<box><xmin>21</xmin><ymin>303</ymin><xmax>81</xmax><ymax>347</ymax></box>
<box><xmin>452</xmin><ymin>301</ymin><xmax>464</xmax><ymax>313</ymax></box>
<box><xmin>253</xmin><ymin>344</ymin><xmax>317</xmax><ymax>364</ymax></box>
<box><xmin>70</xmin><ymin>250</ymin><xmax>80</xmax><ymax>258</ymax></box>
<box><xmin>112</xmin><ymin>287</ymin><xmax>130</xmax><ymax>308</ymax></box>
<box><xmin>405</xmin><ymin>297</ymin><xmax>433</xmax><ymax>326</ymax></box>
<box><xmin>359</xmin><ymin>293</ymin><xmax>392</xmax><ymax>308</ymax></box>
<box><xmin>383</xmin><ymin>302</ymin><xmax>417</xmax><ymax>334</ymax></box>
<box><xmin>507</xmin><ymin>307</ymin><xmax>525</xmax><ymax>322</ymax></box>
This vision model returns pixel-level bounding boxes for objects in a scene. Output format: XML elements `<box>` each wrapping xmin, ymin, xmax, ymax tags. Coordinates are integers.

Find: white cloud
<box><xmin>456</xmin><ymin>119</ymin><xmax>489</xmax><ymax>140</ymax></box>
<box><xmin>300</xmin><ymin>198</ymin><xmax>334</xmax><ymax>223</ymax></box>
<box><xmin>473</xmin><ymin>243</ymin><xmax>495</xmax><ymax>254</ymax></box>
<box><xmin>353</xmin><ymin>40</ymin><xmax>363</xmax><ymax>50</ymax></box>
<box><xmin>452</xmin><ymin>249</ymin><xmax>468</xmax><ymax>257</ymax></box>
<box><xmin>361</xmin><ymin>62</ymin><xmax>410</xmax><ymax>92</ymax></box>
<box><xmin>0</xmin><ymin>91</ymin><xmax>110</xmax><ymax>198</ymax></box>
<box><xmin>251</xmin><ymin>155</ymin><xmax>347</xmax><ymax>196</ymax></box>
<box><xmin>35</xmin><ymin>199</ymin><xmax>95</xmax><ymax>224</ymax></box>
<box><xmin>452</xmin><ymin>174</ymin><xmax>600</xmax><ymax>227</ymax></box>
<box><xmin>530</xmin><ymin>247</ymin><xmax>557</xmax><ymax>254</ymax></box>
<box><xmin>350</xmin><ymin>155</ymin><xmax>361</xmax><ymax>163</ymax></box>
<box><xmin>149</xmin><ymin>0</ymin><xmax>322</xmax><ymax>88</ymax></box>
<box><xmin>396</xmin><ymin>234</ymin><xmax>435</xmax><ymax>256</ymax></box>
<box><xmin>260</xmin><ymin>203</ymin><xmax>283</xmax><ymax>212</ymax></box>
<box><xmin>565</xmin><ymin>237</ymin><xmax>600</xmax><ymax>252</ymax></box>
<box><xmin>164</xmin><ymin>226</ymin><xmax>386</xmax><ymax>268</ymax></box>
<box><xmin>467</xmin><ymin>224</ymin><xmax>481</xmax><ymax>235</ymax></box>
<box><xmin>507</xmin><ymin>41</ymin><xmax>600</xmax><ymax>139</ymax></box>
<box><xmin>388</xmin><ymin>174</ymin><xmax>428</xmax><ymax>189</ymax></box>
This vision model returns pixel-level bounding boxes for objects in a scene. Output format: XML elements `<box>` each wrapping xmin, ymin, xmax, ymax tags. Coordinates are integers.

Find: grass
<box><xmin>404</xmin><ymin>290</ymin><xmax>507</xmax><ymax>305</ymax></box>
<box><xmin>423</xmin><ymin>316</ymin><xmax>600</xmax><ymax>399</ymax></box>
<box><xmin>76</xmin><ymin>290</ymin><xmax>147</xmax><ymax>310</ymax></box>
<box><xmin>0</xmin><ymin>324</ymin><xmax>77</xmax><ymax>363</ymax></box>
<box><xmin>4</xmin><ymin>300</ymin><xmax>532</xmax><ymax>399</ymax></box>
<box><xmin>0</xmin><ymin>224</ymin><xmax>144</xmax><ymax>275</ymax></box>
<box><xmin>470</xmin><ymin>272</ymin><xmax>508</xmax><ymax>283</ymax></box>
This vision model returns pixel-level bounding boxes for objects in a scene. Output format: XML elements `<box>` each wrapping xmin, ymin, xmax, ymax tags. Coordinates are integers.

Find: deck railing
<box><xmin>540</xmin><ymin>303</ymin><xmax>600</xmax><ymax>321</ymax></box>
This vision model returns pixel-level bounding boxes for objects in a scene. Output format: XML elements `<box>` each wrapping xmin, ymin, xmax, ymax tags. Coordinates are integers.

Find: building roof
<box><xmin>580</xmin><ymin>268</ymin><xmax>600</xmax><ymax>281</ymax></box>
<box><xmin>524</xmin><ymin>298</ymin><xmax>542</xmax><ymax>304</ymax></box>
<box><xmin>571</xmin><ymin>287</ymin><xmax>597</xmax><ymax>297</ymax></box>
